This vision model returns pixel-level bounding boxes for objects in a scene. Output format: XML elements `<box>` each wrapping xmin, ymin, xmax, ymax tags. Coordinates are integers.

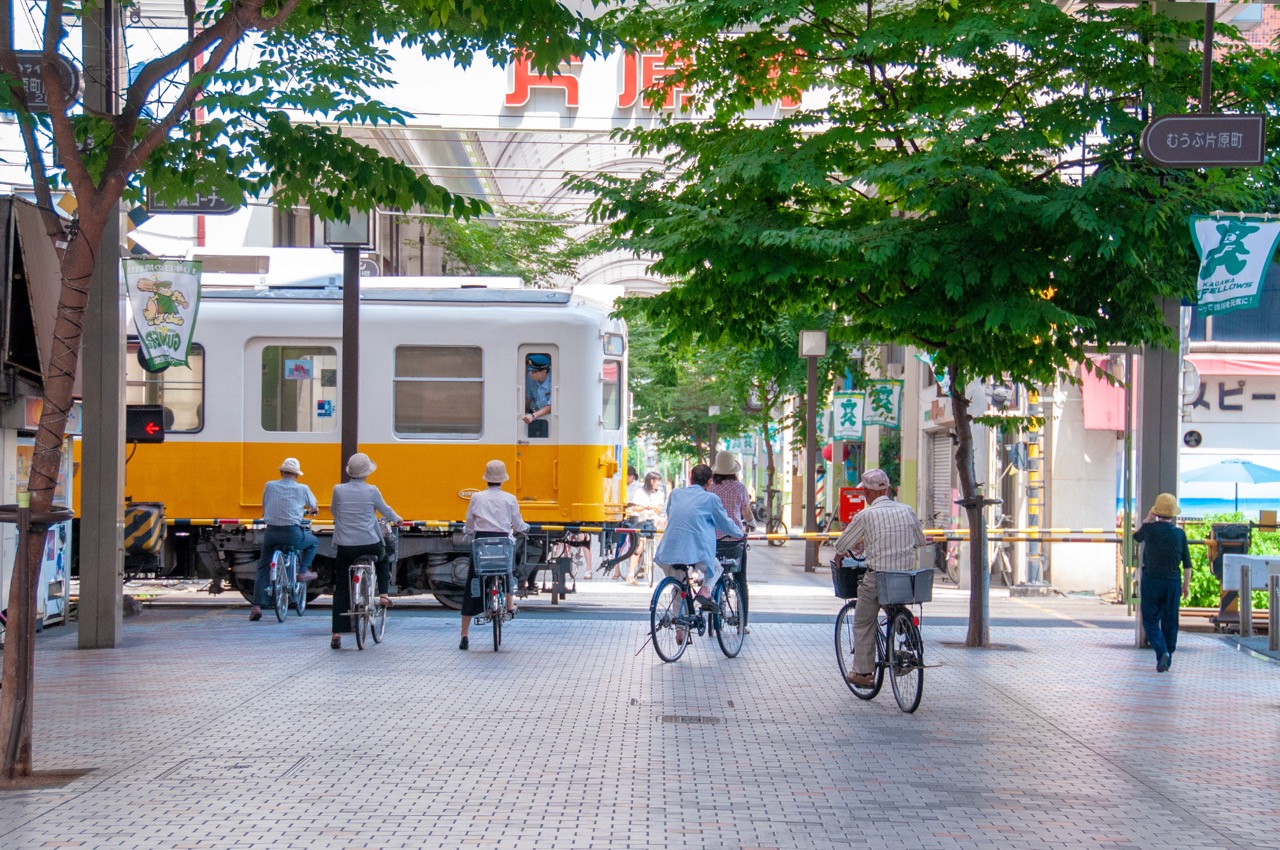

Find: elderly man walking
<box><xmin>832</xmin><ymin>469</ymin><xmax>927</xmax><ymax>687</ymax></box>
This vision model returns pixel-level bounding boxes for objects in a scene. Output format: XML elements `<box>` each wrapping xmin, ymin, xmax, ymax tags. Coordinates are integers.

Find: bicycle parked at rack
<box><xmin>346</xmin><ymin>553</ymin><xmax>387</xmax><ymax>650</ymax></box>
<box><xmin>472</xmin><ymin>536</ymin><xmax>518</xmax><ymax>651</ymax></box>
<box><xmin>266</xmin><ymin>546</ymin><xmax>308</xmax><ymax>622</ymax></box>
<box><xmin>832</xmin><ymin>557</ymin><xmax>930</xmax><ymax>713</ymax></box>
<box><xmin>649</xmin><ymin>546</ymin><xmax>747</xmax><ymax>662</ymax></box>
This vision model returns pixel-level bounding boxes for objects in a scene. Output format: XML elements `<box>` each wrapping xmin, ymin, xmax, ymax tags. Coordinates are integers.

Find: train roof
<box><xmin>198</xmin><ymin>286</ymin><xmax>573</xmax><ymax>305</ymax></box>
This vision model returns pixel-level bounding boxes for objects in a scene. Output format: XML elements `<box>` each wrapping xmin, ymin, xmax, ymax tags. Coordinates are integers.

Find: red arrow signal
<box><xmin>145</xmin><ymin>421</ymin><xmax>160</xmax><ymax>435</ymax></box>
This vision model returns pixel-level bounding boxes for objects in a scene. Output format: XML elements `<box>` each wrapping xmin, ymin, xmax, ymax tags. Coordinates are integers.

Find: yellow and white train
<box><xmin>115</xmin><ymin>279</ymin><xmax>628</xmax><ymax>606</ymax></box>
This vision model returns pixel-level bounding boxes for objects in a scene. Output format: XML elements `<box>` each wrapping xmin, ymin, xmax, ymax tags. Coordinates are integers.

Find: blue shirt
<box><xmin>526</xmin><ymin>372</ymin><xmax>552</xmax><ymax>413</ymax></box>
<box><xmin>655</xmin><ymin>485</ymin><xmax>742</xmax><ymax>568</ymax></box>
<box><xmin>262</xmin><ymin>477</ymin><xmax>318</xmax><ymax>527</ymax></box>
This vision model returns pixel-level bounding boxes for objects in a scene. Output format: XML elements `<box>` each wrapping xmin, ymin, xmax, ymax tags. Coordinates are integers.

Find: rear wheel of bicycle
<box><xmin>370</xmin><ymin>588</ymin><xmax>386</xmax><ymax>644</ymax></box>
<box><xmin>650</xmin><ymin>577</ymin><xmax>690</xmax><ymax>663</ymax></box>
<box><xmin>271</xmin><ymin>552</ymin><xmax>288</xmax><ymax>622</ymax></box>
<box><xmin>714</xmin><ymin>575</ymin><xmax>746</xmax><ymax>658</ymax></box>
<box><xmin>766</xmin><ymin>518</ymin><xmax>788</xmax><ymax>547</ymax></box>
<box><xmin>352</xmin><ymin>571</ymin><xmax>369</xmax><ymax>650</ymax></box>
<box><xmin>888</xmin><ymin>610</ymin><xmax>924</xmax><ymax>713</ymax></box>
<box><xmin>486</xmin><ymin>577</ymin><xmax>503</xmax><ymax>651</ymax></box>
<box><xmin>835</xmin><ymin>602</ymin><xmax>882</xmax><ymax>700</ymax></box>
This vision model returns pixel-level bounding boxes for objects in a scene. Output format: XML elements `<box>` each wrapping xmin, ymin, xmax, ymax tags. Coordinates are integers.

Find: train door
<box><xmin>516</xmin><ymin>344</ymin><xmax>559</xmax><ymax>505</ymax></box>
<box><xmin>241</xmin><ymin>340</ymin><xmax>339</xmax><ymax>507</ymax></box>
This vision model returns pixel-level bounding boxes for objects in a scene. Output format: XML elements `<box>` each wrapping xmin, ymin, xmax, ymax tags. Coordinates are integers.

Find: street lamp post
<box><xmin>324</xmin><ymin>211</ymin><xmax>372</xmax><ymax>481</ymax></box>
<box><xmin>800</xmin><ymin>330</ymin><xmax>827</xmax><ymax>571</ymax></box>
<box><xmin>708</xmin><ymin>405</ymin><xmax>720</xmax><ymax>462</ymax></box>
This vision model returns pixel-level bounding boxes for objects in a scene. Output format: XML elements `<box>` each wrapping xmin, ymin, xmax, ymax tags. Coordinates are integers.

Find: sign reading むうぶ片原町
<box><xmin>123</xmin><ymin>259</ymin><xmax>202</xmax><ymax>370</ymax></box>
<box><xmin>1189</xmin><ymin>216</ymin><xmax>1280</xmax><ymax>317</ymax></box>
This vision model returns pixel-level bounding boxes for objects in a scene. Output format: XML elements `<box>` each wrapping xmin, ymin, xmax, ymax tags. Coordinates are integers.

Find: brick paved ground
<box><xmin>2</xmin><ymin>543</ymin><xmax>1277</xmax><ymax>850</ymax></box>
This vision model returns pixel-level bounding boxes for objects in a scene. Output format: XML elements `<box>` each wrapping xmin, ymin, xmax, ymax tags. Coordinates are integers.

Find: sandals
<box><xmin>379</xmin><ymin>595</ymin><xmax>394</xmax><ymax>609</ymax></box>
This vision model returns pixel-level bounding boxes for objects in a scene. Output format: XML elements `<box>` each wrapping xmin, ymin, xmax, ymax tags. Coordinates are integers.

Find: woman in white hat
<box><xmin>459</xmin><ymin>459</ymin><xmax>529</xmax><ymax>650</ymax></box>
<box><xmin>707</xmin><ymin>450</ymin><xmax>755</xmax><ymax>620</ymax></box>
<box><xmin>329</xmin><ymin>452</ymin><xmax>401</xmax><ymax>650</ymax></box>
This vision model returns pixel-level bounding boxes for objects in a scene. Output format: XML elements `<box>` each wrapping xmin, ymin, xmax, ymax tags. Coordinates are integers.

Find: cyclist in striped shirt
<box><xmin>832</xmin><ymin>468</ymin><xmax>927</xmax><ymax>687</ymax></box>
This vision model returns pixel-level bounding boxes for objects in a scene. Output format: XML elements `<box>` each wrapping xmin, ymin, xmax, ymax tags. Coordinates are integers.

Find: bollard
<box><xmin>1240</xmin><ymin>562</ymin><xmax>1253</xmax><ymax>638</ymax></box>
<box><xmin>1270</xmin><ymin>574</ymin><xmax>1278</xmax><ymax>653</ymax></box>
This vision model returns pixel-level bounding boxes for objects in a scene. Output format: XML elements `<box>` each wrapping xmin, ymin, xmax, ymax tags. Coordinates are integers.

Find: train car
<box><xmin>113</xmin><ymin>279</ymin><xmax>628</xmax><ymax>606</ymax></box>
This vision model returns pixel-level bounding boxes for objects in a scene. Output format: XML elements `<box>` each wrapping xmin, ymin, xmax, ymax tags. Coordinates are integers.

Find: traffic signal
<box><xmin>125</xmin><ymin>405</ymin><xmax>166</xmax><ymax>443</ymax></box>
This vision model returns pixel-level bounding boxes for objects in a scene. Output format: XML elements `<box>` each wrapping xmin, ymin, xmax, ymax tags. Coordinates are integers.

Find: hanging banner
<box><xmin>124</xmin><ymin>258</ymin><xmax>201</xmax><ymax>369</ymax></box>
<box><xmin>1189</xmin><ymin>215</ymin><xmax>1280</xmax><ymax>316</ymax></box>
<box><xmin>864</xmin><ymin>379</ymin><xmax>904</xmax><ymax>430</ymax></box>
<box><xmin>832</xmin><ymin>391</ymin><xmax>865</xmax><ymax>440</ymax></box>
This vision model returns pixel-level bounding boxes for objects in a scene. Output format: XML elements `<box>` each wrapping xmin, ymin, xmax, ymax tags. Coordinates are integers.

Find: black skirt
<box><xmin>461</xmin><ymin>531</ymin><xmax>510</xmax><ymax>617</ymax></box>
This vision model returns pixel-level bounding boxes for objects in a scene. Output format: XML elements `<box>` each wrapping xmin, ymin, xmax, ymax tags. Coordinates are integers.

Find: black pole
<box><xmin>341</xmin><ymin>246</ymin><xmax>360</xmax><ymax>481</ymax></box>
<box><xmin>1201</xmin><ymin>3</ymin><xmax>1213</xmax><ymax>114</ymax></box>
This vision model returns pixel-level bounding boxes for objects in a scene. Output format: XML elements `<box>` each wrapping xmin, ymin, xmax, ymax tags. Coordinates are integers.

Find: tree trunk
<box><xmin>948</xmin><ymin>368</ymin><xmax>990</xmax><ymax>648</ymax></box>
<box><xmin>0</xmin><ymin>214</ymin><xmax>102</xmax><ymax>778</ymax></box>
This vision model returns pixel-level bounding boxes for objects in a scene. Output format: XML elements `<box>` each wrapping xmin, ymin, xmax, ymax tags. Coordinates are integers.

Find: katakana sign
<box><xmin>1141</xmin><ymin>114</ymin><xmax>1265</xmax><ymax>168</ymax></box>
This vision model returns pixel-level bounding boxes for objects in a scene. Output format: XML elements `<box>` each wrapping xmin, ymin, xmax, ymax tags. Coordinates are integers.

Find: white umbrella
<box><xmin>1180</xmin><ymin>458</ymin><xmax>1280</xmax><ymax>511</ymax></box>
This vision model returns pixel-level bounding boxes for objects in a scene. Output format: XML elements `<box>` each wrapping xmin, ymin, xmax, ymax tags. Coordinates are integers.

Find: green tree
<box><xmin>408</xmin><ymin>205</ymin><xmax>609</xmax><ymax>287</ymax></box>
<box><xmin>0</xmin><ymin>0</ymin><xmax>608</xmax><ymax>779</ymax></box>
<box><xmin>576</xmin><ymin>0</ymin><xmax>1280</xmax><ymax>646</ymax></box>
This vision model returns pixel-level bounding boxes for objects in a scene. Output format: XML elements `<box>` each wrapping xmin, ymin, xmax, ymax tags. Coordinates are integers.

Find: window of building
<box><xmin>261</xmin><ymin>345</ymin><xmax>338</xmax><ymax>432</ymax></box>
<box><xmin>126</xmin><ymin>342</ymin><xmax>204</xmax><ymax>432</ymax></box>
<box><xmin>602</xmin><ymin>359</ymin><xmax>622</xmax><ymax>430</ymax></box>
<box><xmin>394</xmin><ymin>346</ymin><xmax>483</xmax><ymax>436</ymax></box>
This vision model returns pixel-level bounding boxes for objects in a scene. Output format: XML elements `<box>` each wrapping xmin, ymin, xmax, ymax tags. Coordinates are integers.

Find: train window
<box><xmin>126</xmin><ymin>342</ymin><xmax>204</xmax><ymax>433</ymax></box>
<box><xmin>603</xmin><ymin>333</ymin><xmax>625</xmax><ymax>356</ymax></box>
<box><xmin>602</xmin><ymin>359</ymin><xmax>622</xmax><ymax>430</ymax></box>
<box><xmin>394</xmin><ymin>346</ymin><xmax>483</xmax><ymax>436</ymax></box>
<box><xmin>261</xmin><ymin>345</ymin><xmax>338</xmax><ymax>433</ymax></box>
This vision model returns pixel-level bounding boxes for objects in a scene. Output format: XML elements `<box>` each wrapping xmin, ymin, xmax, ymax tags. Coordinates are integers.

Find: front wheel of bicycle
<box><xmin>271</xmin><ymin>552</ymin><xmax>289</xmax><ymax>622</ymax></box>
<box><xmin>650</xmin><ymin>577</ymin><xmax>690</xmax><ymax>663</ymax></box>
<box><xmin>888</xmin><ymin>610</ymin><xmax>924</xmax><ymax>713</ymax></box>
<box><xmin>834</xmin><ymin>601</ymin><xmax>882</xmax><ymax>700</ymax></box>
<box><xmin>766</xmin><ymin>518</ymin><xmax>788</xmax><ymax>547</ymax></box>
<box><xmin>715</xmin><ymin>575</ymin><xmax>746</xmax><ymax>658</ymax></box>
<box><xmin>288</xmin><ymin>556</ymin><xmax>306</xmax><ymax>616</ymax></box>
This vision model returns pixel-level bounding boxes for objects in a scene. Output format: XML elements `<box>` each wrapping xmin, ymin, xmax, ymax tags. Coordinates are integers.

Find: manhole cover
<box><xmin>939</xmin><ymin>641</ymin><xmax>1025</xmax><ymax>651</ymax></box>
<box><xmin>661</xmin><ymin>715</ymin><xmax>721</xmax><ymax>725</ymax></box>
<box><xmin>158</xmin><ymin>756</ymin><xmax>306</xmax><ymax>781</ymax></box>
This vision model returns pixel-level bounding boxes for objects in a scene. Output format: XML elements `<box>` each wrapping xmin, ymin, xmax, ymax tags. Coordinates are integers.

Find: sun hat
<box><xmin>1151</xmin><ymin>493</ymin><xmax>1180</xmax><ymax>518</ymax></box>
<box><xmin>860</xmin><ymin>468</ymin><xmax>891</xmax><ymax>490</ymax></box>
<box><xmin>483</xmin><ymin>459</ymin><xmax>509</xmax><ymax>483</ymax></box>
<box><xmin>346</xmin><ymin>452</ymin><xmax>376</xmax><ymax>479</ymax></box>
<box><xmin>711</xmin><ymin>450</ymin><xmax>741</xmax><ymax>476</ymax></box>
<box><xmin>278</xmin><ymin>457</ymin><xmax>304</xmax><ymax>476</ymax></box>
<box><xmin>526</xmin><ymin>353</ymin><xmax>551</xmax><ymax>372</ymax></box>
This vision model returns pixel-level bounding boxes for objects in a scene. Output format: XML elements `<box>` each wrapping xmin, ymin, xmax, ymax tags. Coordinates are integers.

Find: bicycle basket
<box><xmin>831</xmin><ymin>561</ymin><xmax>865</xmax><ymax>599</ymax></box>
<box><xmin>715</xmin><ymin>538</ymin><xmax>746</xmax><ymax>574</ymax></box>
<box><xmin>472</xmin><ymin>537</ymin><xmax>515</xmax><ymax>575</ymax></box>
<box><xmin>875</xmin><ymin>567</ymin><xmax>934</xmax><ymax>605</ymax></box>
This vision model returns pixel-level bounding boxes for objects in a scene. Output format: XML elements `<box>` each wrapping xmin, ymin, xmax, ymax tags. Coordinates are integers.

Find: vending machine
<box><xmin>1</xmin><ymin>407</ymin><xmax>76</xmax><ymax>631</ymax></box>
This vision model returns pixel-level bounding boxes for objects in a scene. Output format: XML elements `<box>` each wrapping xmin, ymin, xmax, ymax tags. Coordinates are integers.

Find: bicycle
<box><xmin>763</xmin><ymin>488</ymin><xmax>788</xmax><ymax>547</ymax></box>
<box><xmin>832</xmin><ymin>558</ymin><xmax>929</xmax><ymax>713</ymax></box>
<box><xmin>472</xmin><ymin>536</ymin><xmax>517</xmax><ymax>652</ymax></box>
<box><xmin>347</xmin><ymin>553</ymin><xmax>387</xmax><ymax>650</ymax></box>
<box><xmin>817</xmin><ymin>509</ymin><xmax>842</xmax><ymax>548</ymax></box>
<box><xmin>648</xmin><ymin>547</ymin><xmax>746</xmax><ymax>662</ymax></box>
<box><xmin>266</xmin><ymin>546</ymin><xmax>308</xmax><ymax>622</ymax></box>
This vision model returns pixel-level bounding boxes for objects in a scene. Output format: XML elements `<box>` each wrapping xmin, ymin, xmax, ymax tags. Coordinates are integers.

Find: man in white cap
<box><xmin>250</xmin><ymin>457</ymin><xmax>319</xmax><ymax>621</ymax></box>
<box><xmin>832</xmin><ymin>468</ymin><xmax>927</xmax><ymax>687</ymax></box>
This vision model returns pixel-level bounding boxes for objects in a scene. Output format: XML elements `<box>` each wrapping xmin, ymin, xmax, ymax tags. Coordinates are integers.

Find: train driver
<box><xmin>522</xmin><ymin>353</ymin><xmax>552</xmax><ymax>437</ymax></box>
